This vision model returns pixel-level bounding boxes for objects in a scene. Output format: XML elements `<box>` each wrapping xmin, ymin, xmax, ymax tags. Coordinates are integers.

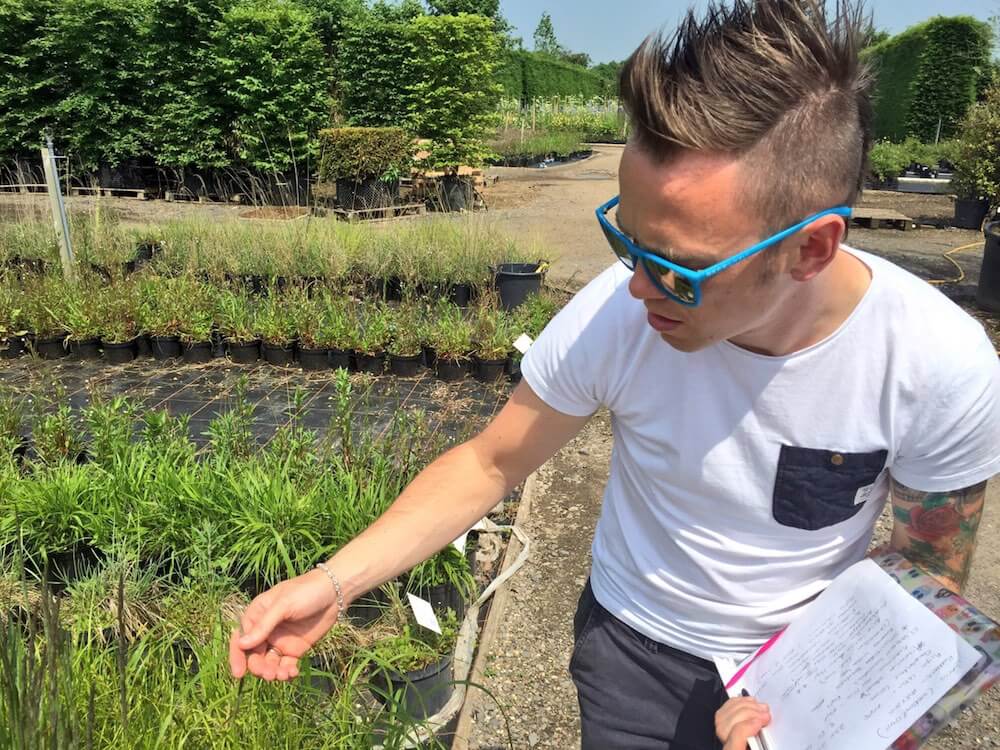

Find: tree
<box><xmin>427</xmin><ymin>0</ymin><xmax>499</xmax><ymax>17</ymax></box>
<box><xmin>533</xmin><ymin>11</ymin><xmax>560</xmax><ymax>56</ymax></box>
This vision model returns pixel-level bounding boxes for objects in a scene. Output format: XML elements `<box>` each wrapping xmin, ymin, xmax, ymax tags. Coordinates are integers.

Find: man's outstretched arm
<box><xmin>888</xmin><ymin>477</ymin><xmax>989</xmax><ymax>593</ymax></box>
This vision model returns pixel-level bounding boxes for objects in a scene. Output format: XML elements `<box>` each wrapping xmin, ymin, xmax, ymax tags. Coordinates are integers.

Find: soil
<box><xmin>3</xmin><ymin>146</ymin><xmax>998</xmax><ymax>748</ymax></box>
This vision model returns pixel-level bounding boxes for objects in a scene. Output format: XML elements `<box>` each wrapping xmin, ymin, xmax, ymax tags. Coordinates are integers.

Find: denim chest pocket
<box><xmin>772</xmin><ymin>445</ymin><xmax>888</xmax><ymax>531</ymax></box>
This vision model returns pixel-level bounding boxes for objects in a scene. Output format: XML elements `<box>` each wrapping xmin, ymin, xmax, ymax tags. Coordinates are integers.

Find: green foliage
<box><xmin>863</xmin><ymin>16</ymin><xmax>994</xmax><ymax>142</ymax></box>
<box><xmin>317</xmin><ymin>127</ymin><xmax>413</xmax><ymax>180</ymax></box>
<box><xmin>532</xmin><ymin>11</ymin><xmax>559</xmax><ymax>56</ymax></box>
<box><xmin>427</xmin><ymin>0</ymin><xmax>499</xmax><ymax>17</ymax></box>
<box><xmin>335</xmin><ymin>14</ymin><xmax>412</xmax><ymax>129</ymax></box>
<box><xmin>498</xmin><ymin>51</ymin><xmax>605</xmax><ymax>101</ymax></box>
<box><xmin>866</xmin><ymin>137</ymin><xmax>960</xmax><ymax>183</ymax></box>
<box><xmin>490</xmin><ymin>128</ymin><xmax>585</xmax><ymax>159</ymax></box>
<box><xmin>953</xmin><ymin>81</ymin><xmax>1000</xmax><ymax>201</ymax></box>
<box><xmin>215</xmin><ymin>0</ymin><xmax>330</xmax><ymax>172</ymax></box>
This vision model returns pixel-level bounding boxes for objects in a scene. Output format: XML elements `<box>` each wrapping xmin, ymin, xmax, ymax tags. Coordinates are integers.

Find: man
<box><xmin>229</xmin><ymin>1</ymin><xmax>1000</xmax><ymax>748</ymax></box>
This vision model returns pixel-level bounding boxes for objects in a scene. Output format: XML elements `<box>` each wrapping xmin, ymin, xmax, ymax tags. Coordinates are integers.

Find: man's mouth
<box><xmin>646</xmin><ymin>311</ymin><xmax>683</xmax><ymax>332</ymax></box>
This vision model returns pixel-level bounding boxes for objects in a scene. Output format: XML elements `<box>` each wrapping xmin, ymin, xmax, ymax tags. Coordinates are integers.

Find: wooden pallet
<box><xmin>852</xmin><ymin>207</ymin><xmax>915</xmax><ymax>231</ymax></box>
<box><xmin>0</xmin><ymin>183</ymin><xmax>48</xmax><ymax>193</ymax></box>
<box><xmin>331</xmin><ymin>202</ymin><xmax>426</xmax><ymax>222</ymax></box>
<box><xmin>69</xmin><ymin>186</ymin><xmax>148</xmax><ymax>200</ymax></box>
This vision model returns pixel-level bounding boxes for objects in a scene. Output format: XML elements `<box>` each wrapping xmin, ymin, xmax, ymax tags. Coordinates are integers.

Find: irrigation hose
<box><xmin>926</xmin><ymin>241</ymin><xmax>982</xmax><ymax>286</ymax></box>
<box><xmin>374</xmin><ymin>519</ymin><xmax>532</xmax><ymax>750</ymax></box>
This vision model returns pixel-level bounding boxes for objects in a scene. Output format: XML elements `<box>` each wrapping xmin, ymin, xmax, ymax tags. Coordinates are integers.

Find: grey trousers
<box><xmin>569</xmin><ymin>580</ymin><xmax>727</xmax><ymax>750</ymax></box>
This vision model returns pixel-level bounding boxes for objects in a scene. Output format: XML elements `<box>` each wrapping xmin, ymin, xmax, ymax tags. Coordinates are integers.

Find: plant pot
<box><xmin>299</xmin><ymin>347</ymin><xmax>330</xmax><ymax>371</ymax></box>
<box><xmin>389</xmin><ymin>352</ymin><xmax>423</xmax><ymax>378</ymax></box>
<box><xmin>422</xmin><ymin>345</ymin><xmax>437</xmax><ymax>370</ymax></box>
<box><xmin>28</xmin><ymin>543</ymin><xmax>104</xmax><ymax>590</ymax></box>
<box><xmin>435</xmin><ymin>357</ymin><xmax>467</xmax><ymax>382</ymax></box>
<box><xmin>135</xmin><ymin>241</ymin><xmax>162</xmax><ymax>262</ymax></box>
<box><xmin>348</xmin><ymin>586</ymin><xmax>391</xmax><ymax>627</ymax></box>
<box><xmin>329</xmin><ymin>348</ymin><xmax>355</xmax><ymax>371</ymax></box>
<box><xmin>406</xmin><ymin>580</ymin><xmax>467</xmax><ymax>621</ymax></box>
<box><xmin>978</xmin><ymin>221</ymin><xmax>1000</xmax><ymax>313</ymax></box>
<box><xmin>954</xmin><ymin>198</ymin><xmax>990</xmax><ymax>230</ymax></box>
<box><xmin>227</xmin><ymin>339</ymin><xmax>261</xmax><ymax>364</ymax></box>
<box><xmin>182</xmin><ymin>341</ymin><xmax>213</xmax><ymax>364</ymax></box>
<box><xmin>103</xmin><ymin>339</ymin><xmax>137</xmax><ymax>365</ymax></box>
<box><xmin>437</xmin><ymin>174</ymin><xmax>474</xmax><ymax>212</ymax></box>
<box><xmin>69</xmin><ymin>338</ymin><xmax>102</xmax><ymax>360</ymax></box>
<box><xmin>135</xmin><ymin>334</ymin><xmax>152</xmax><ymax>357</ymax></box>
<box><xmin>263</xmin><ymin>341</ymin><xmax>296</xmax><ymax>366</ymax></box>
<box><xmin>151</xmin><ymin>335</ymin><xmax>182</xmax><ymax>360</ymax></box>
<box><xmin>356</xmin><ymin>351</ymin><xmax>385</xmax><ymax>375</ymax></box>
<box><xmin>495</xmin><ymin>262</ymin><xmax>546</xmax><ymax>311</ymax></box>
<box><xmin>33</xmin><ymin>334</ymin><xmax>67</xmax><ymax>359</ymax></box>
<box><xmin>0</xmin><ymin>336</ymin><xmax>25</xmax><ymax>359</ymax></box>
<box><xmin>473</xmin><ymin>356</ymin><xmax>507</xmax><ymax>383</ymax></box>
<box><xmin>369</xmin><ymin>276</ymin><xmax>403</xmax><ymax>302</ymax></box>
<box><xmin>336</xmin><ymin>177</ymin><xmax>400</xmax><ymax>211</ymax></box>
<box><xmin>449</xmin><ymin>283</ymin><xmax>473</xmax><ymax>308</ymax></box>
<box><xmin>211</xmin><ymin>329</ymin><xmax>227</xmax><ymax>358</ymax></box>
<box><xmin>371</xmin><ymin>654</ymin><xmax>454</xmax><ymax>721</ymax></box>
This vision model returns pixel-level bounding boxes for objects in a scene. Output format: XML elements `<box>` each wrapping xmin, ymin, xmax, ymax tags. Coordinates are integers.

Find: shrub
<box><xmin>317</xmin><ymin>127</ymin><xmax>413</xmax><ymax>181</ymax></box>
<box><xmin>952</xmin><ymin>81</ymin><xmax>1000</xmax><ymax>201</ymax></box>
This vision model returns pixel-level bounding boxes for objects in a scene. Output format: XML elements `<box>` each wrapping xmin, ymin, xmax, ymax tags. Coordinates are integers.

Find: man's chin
<box><xmin>657</xmin><ymin>331</ymin><xmax>707</xmax><ymax>353</ymax></box>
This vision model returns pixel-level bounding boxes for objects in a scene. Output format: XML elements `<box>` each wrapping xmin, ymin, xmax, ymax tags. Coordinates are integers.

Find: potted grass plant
<box><xmin>22</xmin><ymin>275</ymin><xmax>69</xmax><ymax>359</ymax></box>
<box><xmin>386</xmin><ymin>303</ymin><xmax>425</xmax><ymax>378</ymax></box>
<box><xmin>95</xmin><ymin>282</ymin><xmax>141</xmax><ymax>364</ymax></box>
<box><xmin>217</xmin><ymin>287</ymin><xmax>260</xmax><ymax>364</ymax></box>
<box><xmin>256</xmin><ymin>288</ymin><xmax>299</xmax><ymax>367</ymax></box>
<box><xmin>137</xmin><ymin>277</ymin><xmax>184</xmax><ymax>360</ymax></box>
<box><xmin>295</xmin><ymin>291</ymin><xmax>330</xmax><ymax>371</ymax></box>
<box><xmin>0</xmin><ymin>275</ymin><xmax>28</xmax><ymax>359</ymax></box>
<box><xmin>355</xmin><ymin>302</ymin><xmax>392</xmax><ymax>375</ymax></box>
<box><xmin>317</xmin><ymin>293</ymin><xmax>358</xmax><ymax>371</ymax></box>
<box><xmin>62</xmin><ymin>280</ymin><xmax>105</xmax><ymax>361</ymax></box>
<box><xmin>176</xmin><ymin>277</ymin><xmax>216</xmax><ymax>364</ymax></box>
<box><xmin>471</xmin><ymin>300</ymin><xmax>514</xmax><ymax>383</ymax></box>
<box><xmin>428</xmin><ymin>302</ymin><xmax>473</xmax><ymax>381</ymax></box>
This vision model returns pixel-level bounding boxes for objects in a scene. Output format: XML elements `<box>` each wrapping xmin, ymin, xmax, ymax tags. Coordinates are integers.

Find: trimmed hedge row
<box><xmin>498</xmin><ymin>51</ymin><xmax>606</xmax><ymax>102</ymax></box>
<box><xmin>862</xmin><ymin>16</ymin><xmax>993</xmax><ymax>142</ymax></box>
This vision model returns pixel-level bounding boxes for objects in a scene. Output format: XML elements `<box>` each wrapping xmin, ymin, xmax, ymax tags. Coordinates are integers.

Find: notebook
<box><xmin>713</xmin><ymin>550</ymin><xmax>1000</xmax><ymax>750</ymax></box>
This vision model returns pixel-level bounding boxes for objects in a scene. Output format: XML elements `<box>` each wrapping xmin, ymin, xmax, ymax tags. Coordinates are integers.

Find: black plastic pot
<box><xmin>263</xmin><ymin>341</ymin><xmax>296</xmax><ymax>366</ymax></box>
<box><xmin>227</xmin><ymin>339</ymin><xmax>261</xmax><ymax>364</ymax></box>
<box><xmin>103</xmin><ymin>339</ymin><xmax>137</xmax><ymax>365</ymax></box>
<box><xmin>30</xmin><ymin>543</ymin><xmax>104</xmax><ymax>590</ymax></box>
<box><xmin>299</xmin><ymin>347</ymin><xmax>330</xmax><ymax>371</ymax></box>
<box><xmin>135</xmin><ymin>334</ymin><xmax>152</xmax><ymax>358</ymax></box>
<box><xmin>356</xmin><ymin>351</ymin><xmax>385</xmax><ymax>375</ymax></box>
<box><xmin>978</xmin><ymin>221</ymin><xmax>1000</xmax><ymax>313</ymax></box>
<box><xmin>435</xmin><ymin>357</ymin><xmax>467</xmax><ymax>382</ymax></box>
<box><xmin>371</xmin><ymin>654</ymin><xmax>454</xmax><ymax>721</ymax></box>
<box><xmin>34</xmin><ymin>334</ymin><xmax>67</xmax><ymax>359</ymax></box>
<box><xmin>329</xmin><ymin>348</ymin><xmax>355</xmax><ymax>371</ymax></box>
<box><xmin>473</xmin><ymin>356</ymin><xmax>507</xmax><ymax>383</ymax></box>
<box><xmin>389</xmin><ymin>352</ymin><xmax>423</xmax><ymax>378</ymax></box>
<box><xmin>182</xmin><ymin>341</ymin><xmax>213</xmax><ymax>364</ymax></box>
<box><xmin>347</xmin><ymin>586</ymin><xmax>391</xmax><ymax>627</ymax></box>
<box><xmin>406</xmin><ymin>581</ymin><xmax>467</xmax><ymax>621</ymax></box>
<box><xmin>437</xmin><ymin>174</ymin><xmax>473</xmax><ymax>212</ymax></box>
<box><xmin>954</xmin><ymin>198</ymin><xmax>990</xmax><ymax>230</ymax></box>
<box><xmin>369</xmin><ymin>276</ymin><xmax>403</xmax><ymax>302</ymax></box>
<box><xmin>449</xmin><ymin>283</ymin><xmax>473</xmax><ymax>308</ymax></box>
<box><xmin>69</xmin><ymin>338</ymin><xmax>102</xmax><ymax>360</ymax></box>
<box><xmin>135</xmin><ymin>241</ymin><xmax>162</xmax><ymax>262</ymax></box>
<box><xmin>508</xmin><ymin>357</ymin><xmax>522</xmax><ymax>384</ymax></box>
<box><xmin>496</xmin><ymin>262</ymin><xmax>546</xmax><ymax>311</ymax></box>
<box><xmin>211</xmin><ymin>329</ymin><xmax>227</xmax><ymax>358</ymax></box>
<box><xmin>1</xmin><ymin>336</ymin><xmax>25</xmax><ymax>359</ymax></box>
<box><xmin>151</xmin><ymin>335</ymin><xmax>182</xmax><ymax>360</ymax></box>
<box><xmin>422</xmin><ymin>345</ymin><xmax>437</xmax><ymax>370</ymax></box>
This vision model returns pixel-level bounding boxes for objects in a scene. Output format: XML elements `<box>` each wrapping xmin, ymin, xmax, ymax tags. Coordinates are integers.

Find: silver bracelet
<box><xmin>315</xmin><ymin>562</ymin><xmax>345</xmax><ymax>622</ymax></box>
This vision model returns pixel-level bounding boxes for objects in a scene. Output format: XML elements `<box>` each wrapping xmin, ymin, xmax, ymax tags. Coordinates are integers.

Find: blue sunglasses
<box><xmin>596</xmin><ymin>196</ymin><xmax>852</xmax><ymax>307</ymax></box>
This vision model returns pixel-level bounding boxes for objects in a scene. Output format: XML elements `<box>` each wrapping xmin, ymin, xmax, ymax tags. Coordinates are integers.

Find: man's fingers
<box><xmin>722</xmin><ymin>716</ymin><xmax>769</xmax><ymax>750</ymax></box>
<box><xmin>238</xmin><ymin>601</ymin><xmax>288</xmax><ymax>650</ymax></box>
<box><xmin>228</xmin><ymin>629</ymin><xmax>247</xmax><ymax>679</ymax></box>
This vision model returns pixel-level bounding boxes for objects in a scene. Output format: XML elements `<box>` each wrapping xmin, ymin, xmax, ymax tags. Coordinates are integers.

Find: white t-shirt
<box><xmin>521</xmin><ymin>247</ymin><xmax>1000</xmax><ymax>659</ymax></box>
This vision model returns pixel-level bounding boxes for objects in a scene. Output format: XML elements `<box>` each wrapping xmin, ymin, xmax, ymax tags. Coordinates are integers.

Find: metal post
<box><xmin>40</xmin><ymin>132</ymin><xmax>74</xmax><ymax>279</ymax></box>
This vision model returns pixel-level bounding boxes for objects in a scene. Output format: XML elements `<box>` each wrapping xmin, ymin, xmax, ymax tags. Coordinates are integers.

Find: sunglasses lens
<box><xmin>641</xmin><ymin>257</ymin><xmax>697</xmax><ymax>304</ymax></box>
<box><xmin>601</xmin><ymin>223</ymin><xmax>636</xmax><ymax>269</ymax></box>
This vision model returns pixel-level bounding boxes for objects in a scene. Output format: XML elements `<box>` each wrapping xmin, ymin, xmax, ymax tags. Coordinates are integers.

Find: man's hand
<box><xmin>888</xmin><ymin>477</ymin><xmax>988</xmax><ymax>593</ymax></box>
<box><xmin>228</xmin><ymin>568</ymin><xmax>341</xmax><ymax>681</ymax></box>
<box><xmin>715</xmin><ymin>695</ymin><xmax>771</xmax><ymax>750</ymax></box>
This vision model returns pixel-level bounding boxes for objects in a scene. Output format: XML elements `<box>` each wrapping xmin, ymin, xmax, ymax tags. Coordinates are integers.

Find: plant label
<box><xmin>452</xmin><ymin>531</ymin><xmax>469</xmax><ymax>554</ymax></box>
<box><xmin>513</xmin><ymin>334</ymin><xmax>533</xmax><ymax>355</ymax></box>
<box><xmin>407</xmin><ymin>593</ymin><xmax>442</xmax><ymax>634</ymax></box>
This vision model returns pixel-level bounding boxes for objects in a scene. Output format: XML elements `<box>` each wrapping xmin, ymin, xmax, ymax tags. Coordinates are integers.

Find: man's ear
<box><xmin>788</xmin><ymin>215</ymin><xmax>846</xmax><ymax>282</ymax></box>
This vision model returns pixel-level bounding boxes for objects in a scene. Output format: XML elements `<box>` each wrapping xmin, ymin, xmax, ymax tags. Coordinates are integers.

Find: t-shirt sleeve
<box><xmin>520</xmin><ymin>264</ymin><xmax>629</xmax><ymax>418</ymax></box>
<box><xmin>890</xmin><ymin>328</ymin><xmax>1000</xmax><ymax>492</ymax></box>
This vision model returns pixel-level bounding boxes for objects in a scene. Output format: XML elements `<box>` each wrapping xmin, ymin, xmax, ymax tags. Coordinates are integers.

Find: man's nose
<box><xmin>628</xmin><ymin>262</ymin><xmax>664</xmax><ymax>300</ymax></box>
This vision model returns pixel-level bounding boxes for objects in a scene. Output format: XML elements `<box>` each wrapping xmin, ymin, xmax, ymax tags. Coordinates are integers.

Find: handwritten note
<box><xmin>728</xmin><ymin>559</ymin><xmax>980</xmax><ymax>750</ymax></box>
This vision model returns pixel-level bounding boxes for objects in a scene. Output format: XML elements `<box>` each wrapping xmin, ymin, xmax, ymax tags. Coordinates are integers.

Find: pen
<box><xmin>740</xmin><ymin>688</ymin><xmax>771</xmax><ymax>750</ymax></box>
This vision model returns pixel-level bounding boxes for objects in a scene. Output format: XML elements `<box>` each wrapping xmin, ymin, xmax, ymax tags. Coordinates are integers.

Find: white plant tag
<box><xmin>407</xmin><ymin>593</ymin><xmax>442</xmax><ymax>634</ymax></box>
<box><xmin>513</xmin><ymin>334</ymin><xmax>533</xmax><ymax>354</ymax></box>
<box><xmin>854</xmin><ymin>470</ymin><xmax>888</xmax><ymax>506</ymax></box>
<box><xmin>471</xmin><ymin>518</ymin><xmax>487</xmax><ymax>531</ymax></box>
<box><xmin>452</xmin><ymin>531</ymin><xmax>468</xmax><ymax>554</ymax></box>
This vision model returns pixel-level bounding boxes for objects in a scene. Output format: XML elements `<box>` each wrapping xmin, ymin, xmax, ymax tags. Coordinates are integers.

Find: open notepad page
<box><xmin>714</xmin><ymin>558</ymin><xmax>980</xmax><ymax>750</ymax></box>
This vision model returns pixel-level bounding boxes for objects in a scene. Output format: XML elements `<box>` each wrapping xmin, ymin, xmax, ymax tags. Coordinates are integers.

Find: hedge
<box><xmin>498</xmin><ymin>51</ymin><xmax>605</xmax><ymax>102</ymax></box>
<box><xmin>317</xmin><ymin>127</ymin><xmax>413</xmax><ymax>181</ymax></box>
<box><xmin>862</xmin><ymin>16</ymin><xmax>993</xmax><ymax>142</ymax></box>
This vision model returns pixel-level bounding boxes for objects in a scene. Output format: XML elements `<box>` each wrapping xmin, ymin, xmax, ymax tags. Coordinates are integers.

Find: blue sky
<box><xmin>498</xmin><ymin>1</ymin><xmax>999</xmax><ymax>63</ymax></box>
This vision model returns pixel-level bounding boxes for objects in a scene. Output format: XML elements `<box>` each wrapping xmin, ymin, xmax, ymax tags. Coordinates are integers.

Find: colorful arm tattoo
<box><xmin>888</xmin><ymin>477</ymin><xmax>988</xmax><ymax>593</ymax></box>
